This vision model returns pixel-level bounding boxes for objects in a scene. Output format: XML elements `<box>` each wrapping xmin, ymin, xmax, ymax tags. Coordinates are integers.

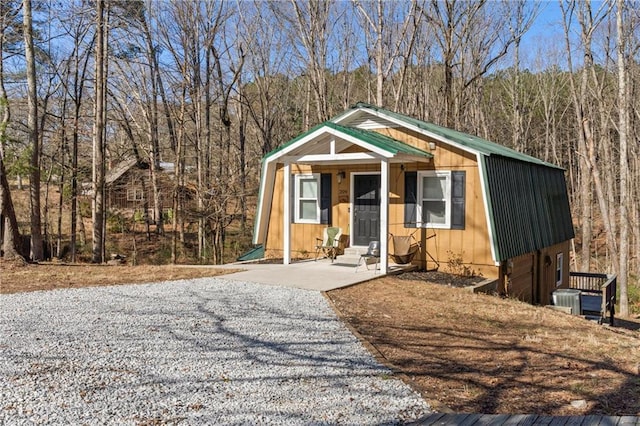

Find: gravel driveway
<box><xmin>0</xmin><ymin>278</ymin><xmax>430</xmax><ymax>425</ymax></box>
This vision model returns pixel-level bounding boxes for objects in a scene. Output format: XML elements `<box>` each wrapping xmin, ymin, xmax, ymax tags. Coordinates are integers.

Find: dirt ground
<box><xmin>2</xmin><ymin>261</ymin><xmax>639</xmax><ymax>416</ymax></box>
<box><xmin>0</xmin><ymin>259</ymin><xmax>238</xmax><ymax>294</ymax></box>
<box><xmin>326</xmin><ymin>276</ymin><xmax>640</xmax><ymax>416</ymax></box>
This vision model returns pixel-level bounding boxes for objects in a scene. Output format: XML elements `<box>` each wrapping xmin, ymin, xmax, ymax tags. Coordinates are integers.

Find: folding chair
<box><xmin>355</xmin><ymin>241</ymin><xmax>380</xmax><ymax>273</ymax></box>
<box><xmin>314</xmin><ymin>227</ymin><xmax>343</xmax><ymax>262</ymax></box>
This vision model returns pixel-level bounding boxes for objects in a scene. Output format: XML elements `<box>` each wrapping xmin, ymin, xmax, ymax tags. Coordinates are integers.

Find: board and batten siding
<box><xmin>265</xmin><ymin>164</ymin><xmax>350</xmax><ymax>259</ymax></box>
<box><xmin>378</xmin><ymin>127</ymin><xmax>496</xmax><ymax>277</ymax></box>
<box><xmin>500</xmin><ymin>240</ymin><xmax>571</xmax><ymax>305</ymax></box>
<box><xmin>265</xmin><ymin>126</ymin><xmax>497</xmax><ymax>278</ymax></box>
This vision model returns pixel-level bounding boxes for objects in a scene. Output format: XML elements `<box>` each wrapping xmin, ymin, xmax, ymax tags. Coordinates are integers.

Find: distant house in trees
<box><xmin>253</xmin><ymin>103</ymin><xmax>575</xmax><ymax>306</ymax></box>
<box><xmin>104</xmin><ymin>158</ymin><xmax>192</xmax><ymax>223</ymax></box>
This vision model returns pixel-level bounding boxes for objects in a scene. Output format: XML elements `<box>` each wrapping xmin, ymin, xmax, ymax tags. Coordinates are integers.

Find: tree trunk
<box><xmin>141</xmin><ymin>14</ymin><xmax>163</xmax><ymax>235</ymax></box>
<box><xmin>0</xmin><ymin>5</ymin><xmax>23</xmax><ymax>260</ymax></box>
<box><xmin>0</xmin><ymin>159</ymin><xmax>22</xmax><ymax>259</ymax></box>
<box><xmin>616</xmin><ymin>0</ymin><xmax>629</xmax><ymax>316</ymax></box>
<box><xmin>92</xmin><ymin>0</ymin><xmax>107</xmax><ymax>263</ymax></box>
<box><xmin>68</xmin><ymin>31</ymin><xmax>94</xmax><ymax>262</ymax></box>
<box><xmin>23</xmin><ymin>0</ymin><xmax>43</xmax><ymax>261</ymax></box>
<box><xmin>561</xmin><ymin>1</ymin><xmax>594</xmax><ymax>271</ymax></box>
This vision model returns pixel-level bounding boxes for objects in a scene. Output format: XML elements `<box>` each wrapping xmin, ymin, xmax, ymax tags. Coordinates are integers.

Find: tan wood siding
<box><xmin>383</xmin><ymin>129</ymin><xmax>495</xmax><ymax>277</ymax></box>
<box><xmin>536</xmin><ymin>240</ymin><xmax>571</xmax><ymax>305</ymax></box>
<box><xmin>497</xmin><ymin>241</ymin><xmax>571</xmax><ymax>306</ymax></box>
<box><xmin>508</xmin><ymin>253</ymin><xmax>535</xmax><ymax>303</ymax></box>
<box><xmin>265</xmin><ymin>127</ymin><xmax>496</xmax><ymax>278</ymax></box>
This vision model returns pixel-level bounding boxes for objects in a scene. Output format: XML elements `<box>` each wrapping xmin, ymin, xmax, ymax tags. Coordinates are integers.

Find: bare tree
<box><xmin>272</xmin><ymin>0</ymin><xmax>333</xmax><ymax>124</ymax></box>
<box><xmin>353</xmin><ymin>0</ymin><xmax>422</xmax><ymax>109</ymax></box>
<box><xmin>616</xmin><ymin>0</ymin><xmax>630</xmax><ymax>316</ymax></box>
<box><xmin>92</xmin><ymin>0</ymin><xmax>107</xmax><ymax>263</ymax></box>
<box><xmin>0</xmin><ymin>0</ymin><xmax>23</xmax><ymax>259</ymax></box>
<box><xmin>59</xmin><ymin>4</ymin><xmax>94</xmax><ymax>262</ymax></box>
<box><xmin>426</xmin><ymin>0</ymin><xmax>535</xmax><ymax>129</ymax></box>
<box><xmin>109</xmin><ymin>1</ymin><xmax>166</xmax><ymax>236</ymax></box>
<box><xmin>561</xmin><ymin>0</ymin><xmax>598</xmax><ymax>271</ymax></box>
<box><xmin>237</xmin><ymin>1</ymin><xmax>298</xmax><ymax>155</ymax></box>
<box><xmin>23</xmin><ymin>0</ymin><xmax>43</xmax><ymax>261</ymax></box>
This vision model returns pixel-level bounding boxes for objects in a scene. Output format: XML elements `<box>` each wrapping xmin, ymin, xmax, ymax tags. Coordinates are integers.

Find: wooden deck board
<box><xmin>500</xmin><ymin>414</ymin><xmax>531</xmax><ymax>425</ymax></box>
<box><xmin>438</xmin><ymin>413</ymin><xmax>474</xmax><ymax>425</ymax></box>
<box><xmin>548</xmin><ymin>417</ymin><xmax>569</xmax><ymax>425</ymax></box>
<box><xmin>517</xmin><ymin>415</ymin><xmax>544</xmax><ymax>426</ymax></box>
<box><xmin>618</xmin><ymin>416</ymin><xmax>640</xmax><ymax>425</ymax></box>
<box><xmin>413</xmin><ymin>414</ymin><xmax>640</xmax><ymax>426</ymax></box>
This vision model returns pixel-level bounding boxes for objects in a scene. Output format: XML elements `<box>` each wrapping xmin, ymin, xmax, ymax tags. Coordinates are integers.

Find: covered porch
<box><xmin>254</xmin><ymin>122</ymin><xmax>433</xmax><ymax>275</ymax></box>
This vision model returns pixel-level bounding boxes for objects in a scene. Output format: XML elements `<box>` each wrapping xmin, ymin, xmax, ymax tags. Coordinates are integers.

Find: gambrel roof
<box><xmin>253</xmin><ymin>103</ymin><xmax>574</xmax><ymax>263</ymax></box>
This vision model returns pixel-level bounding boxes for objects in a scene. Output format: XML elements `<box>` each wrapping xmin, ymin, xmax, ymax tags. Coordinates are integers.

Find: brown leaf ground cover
<box><xmin>326</xmin><ymin>277</ymin><xmax>640</xmax><ymax>416</ymax></box>
<box><xmin>2</xmin><ymin>261</ymin><xmax>639</xmax><ymax>415</ymax></box>
<box><xmin>0</xmin><ymin>260</ymin><xmax>238</xmax><ymax>294</ymax></box>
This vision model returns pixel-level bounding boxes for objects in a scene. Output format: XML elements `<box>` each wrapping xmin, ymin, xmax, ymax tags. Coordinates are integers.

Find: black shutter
<box><xmin>320</xmin><ymin>173</ymin><xmax>332</xmax><ymax>224</ymax></box>
<box><xmin>404</xmin><ymin>171</ymin><xmax>417</xmax><ymax>228</ymax></box>
<box><xmin>451</xmin><ymin>171</ymin><xmax>466</xmax><ymax>230</ymax></box>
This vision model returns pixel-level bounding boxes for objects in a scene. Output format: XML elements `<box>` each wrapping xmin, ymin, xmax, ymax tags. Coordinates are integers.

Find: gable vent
<box><xmin>348</xmin><ymin>115</ymin><xmax>399</xmax><ymax>130</ymax></box>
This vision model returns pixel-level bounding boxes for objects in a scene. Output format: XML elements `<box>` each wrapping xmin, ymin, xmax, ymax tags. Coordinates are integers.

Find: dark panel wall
<box><xmin>484</xmin><ymin>156</ymin><xmax>575</xmax><ymax>262</ymax></box>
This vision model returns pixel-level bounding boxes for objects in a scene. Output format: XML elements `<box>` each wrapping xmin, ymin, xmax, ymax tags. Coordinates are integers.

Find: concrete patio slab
<box><xmin>212</xmin><ymin>258</ymin><xmax>407</xmax><ymax>291</ymax></box>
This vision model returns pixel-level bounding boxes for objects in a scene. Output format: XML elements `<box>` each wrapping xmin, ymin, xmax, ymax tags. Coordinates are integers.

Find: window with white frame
<box><xmin>417</xmin><ymin>171</ymin><xmax>451</xmax><ymax>228</ymax></box>
<box><xmin>556</xmin><ymin>252</ymin><xmax>563</xmax><ymax>287</ymax></box>
<box><xmin>127</xmin><ymin>188</ymin><xmax>144</xmax><ymax>201</ymax></box>
<box><xmin>294</xmin><ymin>174</ymin><xmax>320</xmax><ymax>223</ymax></box>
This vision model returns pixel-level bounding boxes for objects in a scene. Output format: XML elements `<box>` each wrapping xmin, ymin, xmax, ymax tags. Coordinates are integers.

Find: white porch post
<box><xmin>380</xmin><ymin>159</ymin><xmax>389</xmax><ymax>274</ymax></box>
<box><xmin>283</xmin><ymin>162</ymin><xmax>291</xmax><ymax>265</ymax></box>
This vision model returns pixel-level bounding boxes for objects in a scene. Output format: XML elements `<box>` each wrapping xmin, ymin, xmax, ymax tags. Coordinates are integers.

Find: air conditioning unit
<box><xmin>552</xmin><ymin>289</ymin><xmax>582</xmax><ymax>315</ymax></box>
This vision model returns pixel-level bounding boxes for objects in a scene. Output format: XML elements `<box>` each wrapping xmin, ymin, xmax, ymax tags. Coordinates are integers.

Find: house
<box><xmin>252</xmin><ymin>103</ymin><xmax>575</xmax><ymax>306</ymax></box>
<box><xmin>105</xmin><ymin>158</ymin><xmax>193</xmax><ymax>222</ymax></box>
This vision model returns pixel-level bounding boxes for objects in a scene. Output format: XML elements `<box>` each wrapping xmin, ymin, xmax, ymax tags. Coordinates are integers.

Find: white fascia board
<box><xmin>325</xmin><ymin>127</ymin><xmax>395</xmax><ymax>158</ymax></box>
<box><xmin>476</xmin><ymin>152</ymin><xmax>499</xmax><ymax>265</ymax></box>
<box><xmin>331</xmin><ymin>108</ymin><xmax>361</xmax><ymax>124</ymax></box>
<box><xmin>337</xmin><ymin>107</ymin><xmax>480</xmax><ymax>157</ymax></box>
<box><xmin>265</xmin><ymin>127</ymin><xmax>331</xmax><ymax>162</ymax></box>
<box><xmin>252</xmin><ymin>160</ymin><xmax>276</xmax><ymax>245</ymax></box>
<box><xmin>282</xmin><ymin>152</ymin><xmax>383</xmax><ymax>164</ymax></box>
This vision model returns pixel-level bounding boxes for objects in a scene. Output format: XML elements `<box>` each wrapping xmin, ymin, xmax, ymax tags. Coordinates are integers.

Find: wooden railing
<box><xmin>569</xmin><ymin>272</ymin><xmax>617</xmax><ymax>325</ymax></box>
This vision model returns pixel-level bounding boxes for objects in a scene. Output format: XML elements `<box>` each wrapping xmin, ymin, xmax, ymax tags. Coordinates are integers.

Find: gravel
<box><xmin>0</xmin><ymin>278</ymin><xmax>431</xmax><ymax>425</ymax></box>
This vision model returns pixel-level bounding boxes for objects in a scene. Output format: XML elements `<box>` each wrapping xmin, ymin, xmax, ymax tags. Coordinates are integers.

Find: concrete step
<box><xmin>335</xmin><ymin>254</ymin><xmax>361</xmax><ymax>265</ymax></box>
<box><xmin>336</xmin><ymin>247</ymin><xmax>368</xmax><ymax>266</ymax></box>
<box><xmin>335</xmin><ymin>248</ymin><xmax>379</xmax><ymax>267</ymax></box>
<box><xmin>343</xmin><ymin>247</ymin><xmax>368</xmax><ymax>256</ymax></box>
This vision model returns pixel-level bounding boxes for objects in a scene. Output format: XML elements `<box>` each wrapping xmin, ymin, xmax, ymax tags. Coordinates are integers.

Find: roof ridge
<box><xmin>348</xmin><ymin>102</ymin><xmax>562</xmax><ymax>169</ymax></box>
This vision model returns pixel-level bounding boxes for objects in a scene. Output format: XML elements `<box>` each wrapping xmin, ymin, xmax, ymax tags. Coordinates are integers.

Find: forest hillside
<box><xmin>0</xmin><ymin>1</ymin><xmax>638</xmax><ymax>314</ymax></box>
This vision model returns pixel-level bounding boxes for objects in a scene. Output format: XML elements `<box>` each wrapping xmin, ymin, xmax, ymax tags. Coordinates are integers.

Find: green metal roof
<box><xmin>263</xmin><ymin>121</ymin><xmax>327</xmax><ymax>160</ymax></box>
<box><xmin>326</xmin><ymin>122</ymin><xmax>433</xmax><ymax>158</ymax></box>
<box><xmin>333</xmin><ymin>103</ymin><xmax>573</xmax><ymax>261</ymax></box>
<box><xmin>343</xmin><ymin>102</ymin><xmax>562</xmax><ymax>169</ymax></box>
<box><xmin>263</xmin><ymin>120</ymin><xmax>433</xmax><ymax>161</ymax></box>
<box><xmin>483</xmin><ymin>156</ymin><xmax>575</xmax><ymax>261</ymax></box>
<box><xmin>237</xmin><ymin>244</ymin><xmax>265</xmax><ymax>262</ymax></box>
